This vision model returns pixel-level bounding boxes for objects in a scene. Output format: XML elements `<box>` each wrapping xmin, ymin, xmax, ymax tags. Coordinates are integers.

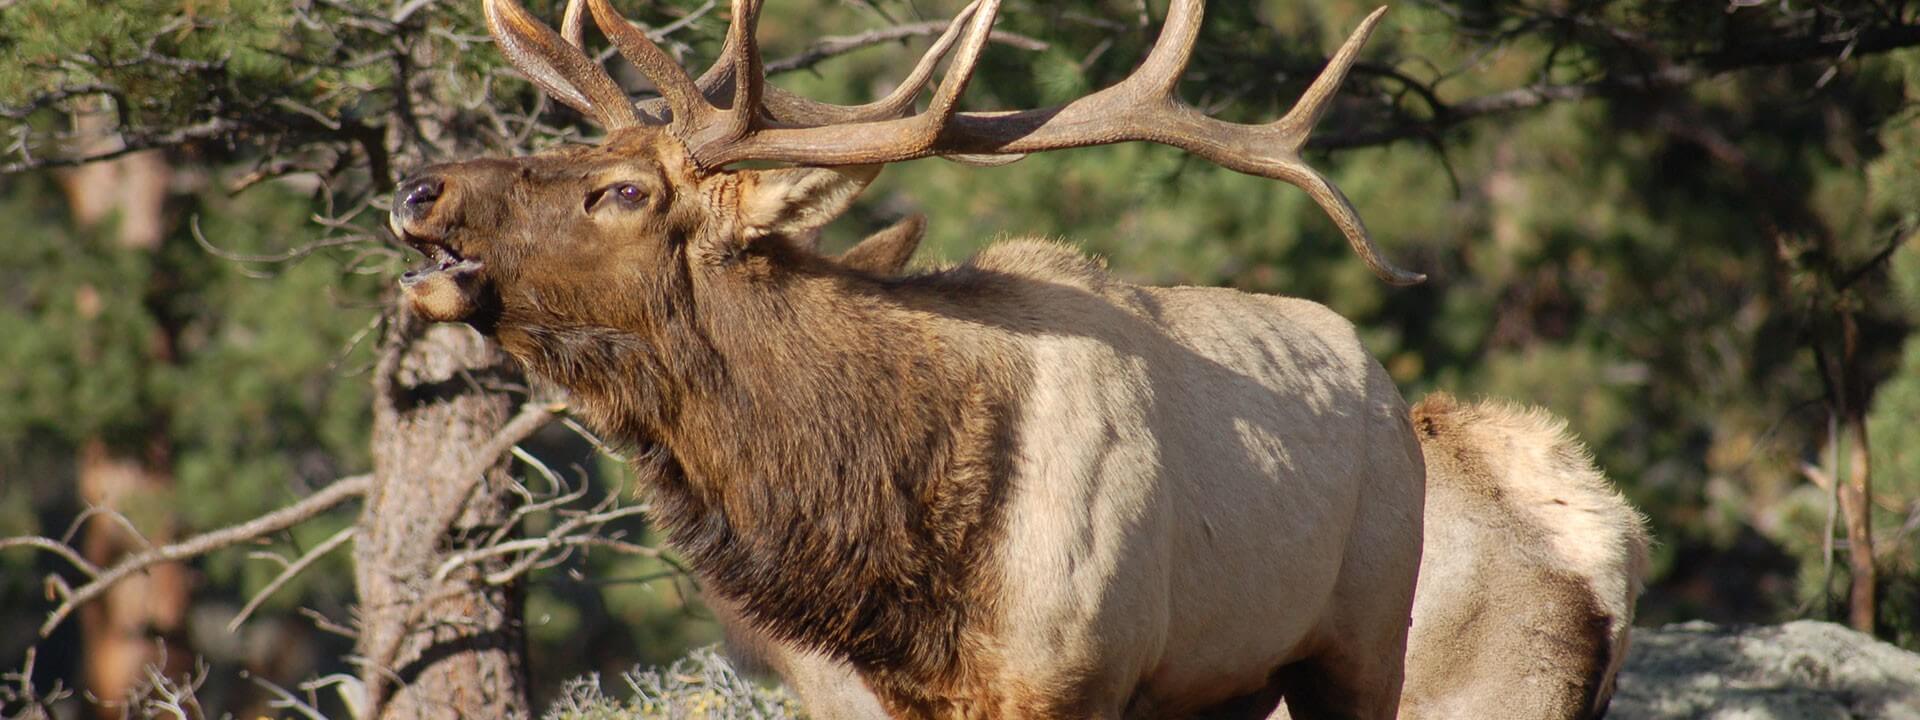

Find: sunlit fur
<box><xmin>393</xmin><ymin>126</ymin><xmax>1426</xmax><ymax>718</ymax></box>
<box><xmin>722</xmin><ymin>231</ymin><xmax>1651</xmax><ymax>720</ymax></box>
<box><xmin>738</xmin><ymin>388</ymin><xmax>1652</xmax><ymax>720</ymax></box>
<box><xmin>1384</xmin><ymin>394</ymin><xmax>1649</xmax><ymax>720</ymax></box>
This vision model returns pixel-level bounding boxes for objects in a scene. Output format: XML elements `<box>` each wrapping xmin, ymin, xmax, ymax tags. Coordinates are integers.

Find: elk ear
<box><xmin>735</xmin><ymin>165</ymin><xmax>881</xmax><ymax>241</ymax></box>
<box><xmin>836</xmin><ymin>214</ymin><xmax>926</xmax><ymax>274</ymax></box>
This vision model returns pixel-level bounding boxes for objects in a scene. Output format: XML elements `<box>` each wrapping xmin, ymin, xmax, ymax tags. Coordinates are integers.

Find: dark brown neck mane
<box><xmin>497</xmin><ymin>242</ymin><xmax>1026</xmax><ymax>695</ymax></box>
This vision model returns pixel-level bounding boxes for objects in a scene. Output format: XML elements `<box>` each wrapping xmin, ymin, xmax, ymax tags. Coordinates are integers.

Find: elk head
<box><xmin>390</xmin><ymin>0</ymin><xmax>1421</xmax><ymax>341</ymax></box>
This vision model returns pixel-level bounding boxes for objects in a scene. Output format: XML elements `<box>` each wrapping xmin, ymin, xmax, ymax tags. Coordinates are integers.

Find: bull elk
<box><xmin>393</xmin><ymin>0</ymin><xmax>1469</xmax><ymax>716</ymax></box>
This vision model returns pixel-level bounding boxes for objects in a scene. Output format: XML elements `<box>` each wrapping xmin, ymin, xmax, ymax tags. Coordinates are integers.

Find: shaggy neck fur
<box><xmin>496</xmin><ymin>238</ymin><xmax>1027</xmax><ymax>708</ymax></box>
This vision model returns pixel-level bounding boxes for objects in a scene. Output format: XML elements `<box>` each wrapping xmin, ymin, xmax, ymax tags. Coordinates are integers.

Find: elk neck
<box><xmin>500</xmin><ymin>241</ymin><xmax>1030</xmax><ymax>686</ymax></box>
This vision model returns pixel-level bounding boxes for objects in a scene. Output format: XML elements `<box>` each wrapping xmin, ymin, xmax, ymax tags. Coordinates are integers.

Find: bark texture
<box><xmin>353</xmin><ymin>317</ymin><xmax>531</xmax><ymax>719</ymax></box>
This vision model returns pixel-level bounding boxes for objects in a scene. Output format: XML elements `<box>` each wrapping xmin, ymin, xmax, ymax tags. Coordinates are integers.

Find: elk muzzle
<box><xmin>392</xmin><ymin>173</ymin><xmax>488</xmax><ymax>323</ymax></box>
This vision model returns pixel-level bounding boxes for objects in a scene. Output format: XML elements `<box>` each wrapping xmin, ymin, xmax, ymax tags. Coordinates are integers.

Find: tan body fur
<box><xmin>675</xmin><ymin>233</ymin><xmax>1429</xmax><ymax>718</ymax></box>
<box><xmin>740</xmin><ymin>392</ymin><xmax>1647</xmax><ymax>720</ymax></box>
<box><xmin>956</xmin><ymin>242</ymin><xmax>1425</xmax><ymax>717</ymax></box>
<box><xmin>665</xmin><ymin>238</ymin><xmax>1430</xmax><ymax>717</ymax></box>
<box><xmin>739</xmin><ymin>220</ymin><xmax>1646</xmax><ymax>716</ymax></box>
<box><xmin>1380</xmin><ymin>394</ymin><xmax>1649</xmax><ymax>720</ymax></box>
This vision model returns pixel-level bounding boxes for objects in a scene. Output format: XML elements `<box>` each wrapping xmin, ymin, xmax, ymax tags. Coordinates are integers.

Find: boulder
<box><xmin>1613</xmin><ymin>620</ymin><xmax>1920</xmax><ymax>719</ymax></box>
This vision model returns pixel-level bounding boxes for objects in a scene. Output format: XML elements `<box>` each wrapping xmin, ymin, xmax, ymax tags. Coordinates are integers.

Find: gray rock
<box><xmin>1612</xmin><ymin>620</ymin><xmax>1920</xmax><ymax>719</ymax></box>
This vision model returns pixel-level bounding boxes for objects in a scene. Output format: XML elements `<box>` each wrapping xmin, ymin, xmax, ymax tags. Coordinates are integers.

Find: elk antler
<box><xmin>562</xmin><ymin>0</ymin><xmax>985</xmax><ymax>126</ymax></box>
<box><xmin>484</xmin><ymin>0</ymin><xmax>641</xmax><ymax>129</ymax></box>
<box><xmin>495</xmin><ymin>0</ymin><xmax>1423</xmax><ymax>285</ymax></box>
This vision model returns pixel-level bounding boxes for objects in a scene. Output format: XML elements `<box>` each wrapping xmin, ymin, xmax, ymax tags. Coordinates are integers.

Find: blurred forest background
<box><xmin>1</xmin><ymin>0</ymin><xmax>1918</xmax><ymax>716</ymax></box>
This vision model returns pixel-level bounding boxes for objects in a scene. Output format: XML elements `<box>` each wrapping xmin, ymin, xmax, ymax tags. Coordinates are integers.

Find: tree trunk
<box><xmin>1839</xmin><ymin>310</ymin><xmax>1876</xmax><ymax>633</ymax></box>
<box><xmin>1842</xmin><ymin>414</ymin><xmax>1874</xmax><ymax>633</ymax></box>
<box><xmin>75</xmin><ymin>438</ymin><xmax>192</xmax><ymax>717</ymax></box>
<box><xmin>352</xmin><ymin>316</ymin><xmax>532</xmax><ymax>719</ymax></box>
<box><xmin>58</xmin><ymin>110</ymin><xmax>190</xmax><ymax>717</ymax></box>
<box><xmin>1834</xmin><ymin>309</ymin><xmax>1876</xmax><ymax>634</ymax></box>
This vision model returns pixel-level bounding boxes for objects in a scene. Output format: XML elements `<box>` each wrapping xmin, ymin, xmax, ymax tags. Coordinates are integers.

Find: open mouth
<box><xmin>393</xmin><ymin>218</ymin><xmax>482</xmax><ymax>285</ymax></box>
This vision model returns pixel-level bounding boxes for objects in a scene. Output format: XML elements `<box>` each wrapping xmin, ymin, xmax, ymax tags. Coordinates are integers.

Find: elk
<box><xmin>729</xmin><ymin>235</ymin><xmax>1651</xmax><ymax>720</ymax></box>
<box><xmin>1384</xmin><ymin>394</ymin><xmax>1649</xmax><ymax>719</ymax></box>
<box><xmin>391</xmin><ymin>0</ymin><xmax>1430</xmax><ymax>716</ymax></box>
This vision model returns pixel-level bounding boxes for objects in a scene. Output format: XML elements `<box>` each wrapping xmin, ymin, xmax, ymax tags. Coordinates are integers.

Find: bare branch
<box><xmin>646</xmin><ymin>0</ymin><xmax>718</xmax><ymax>41</ymax></box>
<box><xmin>21</xmin><ymin>475</ymin><xmax>372</xmax><ymax>637</ymax></box>
<box><xmin>561</xmin><ymin>415</ymin><xmax>626</xmax><ymax>462</ymax></box>
<box><xmin>426</xmin><ymin>402</ymin><xmax>566</xmax><ymax>542</ymax></box>
<box><xmin>227</xmin><ymin>526</ymin><xmax>358</xmax><ymax>633</ymax></box>
<box><xmin>472</xmin><ymin>403</ymin><xmax>568</xmax><ymax>480</ymax></box>
<box><xmin>135</xmin><ymin>658</ymin><xmax>211</xmax><ymax>720</ymax></box>
<box><xmin>1</xmin><ymin>647</ymin><xmax>74</xmax><ymax>719</ymax></box>
<box><xmin>300</xmin><ymin>607</ymin><xmax>361</xmax><ymax>640</ymax></box>
<box><xmin>0</xmin><ymin>536</ymin><xmax>101</xmax><ymax>579</ymax></box>
<box><xmin>1315</xmin><ymin>21</ymin><xmax>1920</xmax><ymax>149</ymax></box>
<box><xmin>433</xmin><ymin>503</ymin><xmax>654</xmax><ymax>585</ymax></box>
<box><xmin>300</xmin><ymin>673</ymin><xmax>367</xmax><ymax>720</ymax></box>
<box><xmin>390</xmin><ymin>0</ymin><xmax>439</xmax><ymax>25</ymax></box>
<box><xmin>190</xmin><ymin>215</ymin><xmax>372</xmax><ymax>267</ymax></box>
<box><xmin>240</xmin><ymin>670</ymin><xmax>334</xmax><ymax>720</ymax></box>
<box><xmin>0</xmin><ymin>82</ymin><xmax>124</xmax><ymax>119</ymax></box>
<box><xmin>485</xmin><ymin>475</ymin><xmax>589</xmax><ymax>550</ymax></box>
<box><xmin>0</xmin><ymin>118</ymin><xmax>245</xmax><ymax>175</ymax></box>
<box><xmin>509</xmin><ymin>445</ymin><xmax>569</xmax><ymax>495</ymax></box>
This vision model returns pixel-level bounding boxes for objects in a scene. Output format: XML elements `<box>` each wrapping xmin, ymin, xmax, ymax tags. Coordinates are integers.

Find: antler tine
<box><xmin>587</xmin><ymin>0</ymin><xmax>711</xmax><ymax>132</ymax></box>
<box><xmin>1128</xmin><ymin>0</ymin><xmax>1201</xmax><ymax>98</ymax></box>
<box><xmin>714</xmin><ymin>0</ymin><xmax>763</xmax><ymax>144</ymax></box>
<box><xmin>919</xmin><ymin>0</ymin><xmax>1000</xmax><ymax>122</ymax></box>
<box><xmin>678</xmin><ymin>2</ymin><xmax>1421</xmax><ymax>284</ymax></box>
<box><xmin>1155</xmin><ymin>6</ymin><xmax>1421</xmax><ymax>284</ymax></box>
<box><xmin>1194</xmin><ymin>6</ymin><xmax>1423</xmax><ymax>284</ymax></box>
<box><xmin>849</xmin><ymin>0</ymin><xmax>983</xmax><ymax>121</ymax></box>
<box><xmin>1256</xmin><ymin>8</ymin><xmax>1423</xmax><ymax>285</ymax></box>
<box><xmin>689</xmin><ymin>0</ymin><xmax>1002</xmax><ymax>169</ymax></box>
<box><xmin>580</xmin><ymin>0</ymin><xmax>965</xmax><ymax>137</ymax></box>
<box><xmin>1273</xmin><ymin>7</ymin><xmax>1384</xmax><ymax>149</ymax></box>
<box><xmin>761</xmin><ymin>0</ymin><xmax>987</xmax><ymax>125</ymax></box>
<box><xmin>561</xmin><ymin>0</ymin><xmax>587</xmax><ymax>51</ymax></box>
<box><xmin>485</xmin><ymin>0</ymin><xmax>641</xmax><ymax>129</ymax></box>
<box><xmin>633</xmin><ymin>1</ymin><xmax>984</xmax><ymax>128</ymax></box>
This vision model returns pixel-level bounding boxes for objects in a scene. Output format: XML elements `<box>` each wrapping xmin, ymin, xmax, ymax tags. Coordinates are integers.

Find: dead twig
<box><xmin>433</xmin><ymin>501</ymin><xmax>655</xmax><ymax>585</ymax></box>
<box><xmin>240</xmin><ymin>670</ymin><xmax>335</xmax><ymax>720</ymax></box>
<box><xmin>0</xmin><ymin>647</ymin><xmax>74</xmax><ymax>719</ymax></box>
<box><xmin>5</xmin><ymin>475</ymin><xmax>372</xmax><ymax>637</ymax></box>
<box><xmin>227</xmin><ymin>526</ymin><xmax>358</xmax><ymax>633</ymax></box>
<box><xmin>426</xmin><ymin>402</ymin><xmax>565</xmax><ymax>543</ymax></box>
<box><xmin>0</xmin><ymin>536</ymin><xmax>100</xmax><ymax>579</ymax></box>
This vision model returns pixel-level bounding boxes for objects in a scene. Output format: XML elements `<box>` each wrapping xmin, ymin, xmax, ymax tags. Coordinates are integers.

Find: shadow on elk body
<box><xmin>390</xmin><ymin>0</ymin><xmax>1433</xmax><ymax>716</ymax></box>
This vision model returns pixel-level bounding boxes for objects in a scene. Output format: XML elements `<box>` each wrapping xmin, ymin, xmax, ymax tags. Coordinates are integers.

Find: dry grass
<box><xmin>545</xmin><ymin>647</ymin><xmax>805</xmax><ymax>720</ymax></box>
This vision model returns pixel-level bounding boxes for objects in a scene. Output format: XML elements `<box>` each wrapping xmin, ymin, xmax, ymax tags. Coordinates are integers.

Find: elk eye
<box><xmin>586</xmin><ymin>183</ymin><xmax>647</xmax><ymax>213</ymax></box>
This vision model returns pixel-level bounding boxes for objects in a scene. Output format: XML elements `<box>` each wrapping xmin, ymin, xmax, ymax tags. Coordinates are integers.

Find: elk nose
<box><xmin>397</xmin><ymin>176</ymin><xmax>444</xmax><ymax>219</ymax></box>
